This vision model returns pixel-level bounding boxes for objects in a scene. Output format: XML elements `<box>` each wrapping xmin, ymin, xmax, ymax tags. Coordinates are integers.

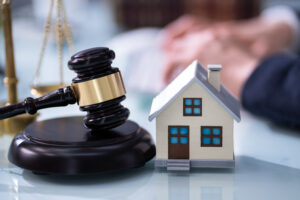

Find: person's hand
<box><xmin>162</xmin><ymin>30</ymin><xmax>259</xmax><ymax>98</ymax></box>
<box><xmin>160</xmin><ymin>15</ymin><xmax>295</xmax><ymax>97</ymax></box>
<box><xmin>160</xmin><ymin>15</ymin><xmax>211</xmax><ymax>50</ymax></box>
<box><xmin>214</xmin><ymin>19</ymin><xmax>295</xmax><ymax>58</ymax></box>
<box><xmin>161</xmin><ymin>14</ymin><xmax>295</xmax><ymax>57</ymax></box>
<box><xmin>162</xmin><ymin>30</ymin><xmax>215</xmax><ymax>82</ymax></box>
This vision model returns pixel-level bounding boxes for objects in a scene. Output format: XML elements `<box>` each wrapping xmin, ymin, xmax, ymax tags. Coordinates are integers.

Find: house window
<box><xmin>183</xmin><ymin>98</ymin><xmax>202</xmax><ymax>116</ymax></box>
<box><xmin>168</xmin><ymin>126</ymin><xmax>189</xmax><ymax>145</ymax></box>
<box><xmin>201</xmin><ymin>126</ymin><xmax>222</xmax><ymax>147</ymax></box>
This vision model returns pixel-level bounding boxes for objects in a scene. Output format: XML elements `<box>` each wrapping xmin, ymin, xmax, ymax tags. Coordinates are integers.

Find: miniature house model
<box><xmin>149</xmin><ymin>61</ymin><xmax>241</xmax><ymax>171</ymax></box>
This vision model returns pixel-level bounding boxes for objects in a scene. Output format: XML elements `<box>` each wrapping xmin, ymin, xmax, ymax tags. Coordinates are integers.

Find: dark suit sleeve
<box><xmin>241</xmin><ymin>54</ymin><xmax>300</xmax><ymax>127</ymax></box>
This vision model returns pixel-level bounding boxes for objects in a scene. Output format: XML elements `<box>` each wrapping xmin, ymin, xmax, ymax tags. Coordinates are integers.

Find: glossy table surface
<box><xmin>1</xmin><ymin>95</ymin><xmax>300</xmax><ymax>200</ymax></box>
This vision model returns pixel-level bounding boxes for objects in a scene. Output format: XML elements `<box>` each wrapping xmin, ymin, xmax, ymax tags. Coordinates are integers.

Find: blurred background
<box><xmin>0</xmin><ymin>0</ymin><xmax>299</xmax><ymax>101</ymax></box>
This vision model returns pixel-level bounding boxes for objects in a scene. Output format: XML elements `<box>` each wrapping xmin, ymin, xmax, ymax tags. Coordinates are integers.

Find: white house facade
<box><xmin>149</xmin><ymin>61</ymin><xmax>241</xmax><ymax>171</ymax></box>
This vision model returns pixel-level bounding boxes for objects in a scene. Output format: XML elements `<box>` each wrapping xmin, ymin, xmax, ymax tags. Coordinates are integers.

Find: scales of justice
<box><xmin>0</xmin><ymin>0</ymin><xmax>155</xmax><ymax>174</ymax></box>
<box><xmin>0</xmin><ymin>0</ymin><xmax>71</xmax><ymax>134</ymax></box>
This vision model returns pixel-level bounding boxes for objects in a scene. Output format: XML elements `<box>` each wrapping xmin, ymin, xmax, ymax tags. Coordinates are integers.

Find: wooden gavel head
<box><xmin>68</xmin><ymin>47</ymin><xmax>130</xmax><ymax>130</ymax></box>
<box><xmin>0</xmin><ymin>47</ymin><xmax>130</xmax><ymax>131</ymax></box>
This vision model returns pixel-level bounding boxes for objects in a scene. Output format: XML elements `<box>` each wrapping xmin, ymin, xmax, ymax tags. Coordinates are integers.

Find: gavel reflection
<box><xmin>0</xmin><ymin>47</ymin><xmax>130</xmax><ymax>130</ymax></box>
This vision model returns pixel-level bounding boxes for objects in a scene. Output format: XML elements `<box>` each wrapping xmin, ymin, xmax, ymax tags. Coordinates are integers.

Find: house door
<box><xmin>168</xmin><ymin>126</ymin><xmax>189</xmax><ymax>159</ymax></box>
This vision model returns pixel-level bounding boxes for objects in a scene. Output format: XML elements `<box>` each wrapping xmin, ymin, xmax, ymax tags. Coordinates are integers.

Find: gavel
<box><xmin>0</xmin><ymin>47</ymin><xmax>130</xmax><ymax>130</ymax></box>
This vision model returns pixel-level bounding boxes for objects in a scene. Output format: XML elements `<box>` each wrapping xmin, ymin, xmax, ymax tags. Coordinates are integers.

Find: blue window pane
<box><xmin>185</xmin><ymin>108</ymin><xmax>192</xmax><ymax>114</ymax></box>
<box><xmin>170</xmin><ymin>137</ymin><xmax>178</xmax><ymax>144</ymax></box>
<box><xmin>185</xmin><ymin>99</ymin><xmax>192</xmax><ymax>106</ymax></box>
<box><xmin>180</xmin><ymin>137</ymin><xmax>188</xmax><ymax>144</ymax></box>
<box><xmin>202</xmin><ymin>137</ymin><xmax>211</xmax><ymax>145</ymax></box>
<box><xmin>194</xmin><ymin>99</ymin><xmax>201</xmax><ymax>106</ymax></box>
<box><xmin>180</xmin><ymin>128</ymin><xmax>188</xmax><ymax>135</ymax></box>
<box><xmin>213</xmin><ymin>138</ymin><xmax>221</xmax><ymax>145</ymax></box>
<box><xmin>194</xmin><ymin>108</ymin><xmax>201</xmax><ymax>115</ymax></box>
<box><xmin>202</xmin><ymin>128</ymin><xmax>211</xmax><ymax>135</ymax></box>
<box><xmin>213</xmin><ymin>128</ymin><xmax>221</xmax><ymax>135</ymax></box>
<box><xmin>170</xmin><ymin>128</ymin><xmax>178</xmax><ymax>135</ymax></box>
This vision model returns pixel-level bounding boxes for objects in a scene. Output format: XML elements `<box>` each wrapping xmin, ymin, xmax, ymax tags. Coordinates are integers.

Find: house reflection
<box><xmin>9</xmin><ymin>177</ymin><xmax>19</xmax><ymax>200</ymax></box>
<box><xmin>200</xmin><ymin>186</ymin><xmax>222</xmax><ymax>200</ymax></box>
<box><xmin>155</xmin><ymin>169</ymin><xmax>234</xmax><ymax>200</ymax></box>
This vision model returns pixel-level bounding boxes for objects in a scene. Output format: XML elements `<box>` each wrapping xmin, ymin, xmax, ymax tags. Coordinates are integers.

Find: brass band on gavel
<box><xmin>71</xmin><ymin>72</ymin><xmax>126</xmax><ymax>107</ymax></box>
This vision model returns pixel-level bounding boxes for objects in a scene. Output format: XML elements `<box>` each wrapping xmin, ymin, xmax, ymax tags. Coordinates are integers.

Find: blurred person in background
<box><xmin>160</xmin><ymin>5</ymin><xmax>300</xmax><ymax>127</ymax></box>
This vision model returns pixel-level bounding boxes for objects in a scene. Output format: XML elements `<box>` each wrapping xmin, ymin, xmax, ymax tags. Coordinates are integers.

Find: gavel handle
<box><xmin>0</xmin><ymin>86</ymin><xmax>77</xmax><ymax>120</ymax></box>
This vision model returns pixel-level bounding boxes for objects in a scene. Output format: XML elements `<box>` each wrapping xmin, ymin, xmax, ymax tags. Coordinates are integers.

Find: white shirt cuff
<box><xmin>262</xmin><ymin>5</ymin><xmax>300</xmax><ymax>51</ymax></box>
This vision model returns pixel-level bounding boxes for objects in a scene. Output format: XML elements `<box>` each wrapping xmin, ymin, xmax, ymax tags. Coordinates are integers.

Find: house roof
<box><xmin>148</xmin><ymin>60</ymin><xmax>241</xmax><ymax>122</ymax></box>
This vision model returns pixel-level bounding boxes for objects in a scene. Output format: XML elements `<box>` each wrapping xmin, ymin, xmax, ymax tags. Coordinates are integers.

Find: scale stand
<box><xmin>0</xmin><ymin>0</ymin><xmax>37</xmax><ymax>135</ymax></box>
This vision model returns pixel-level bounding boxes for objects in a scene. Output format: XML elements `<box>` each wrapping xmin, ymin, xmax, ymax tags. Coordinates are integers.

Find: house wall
<box><xmin>156</xmin><ymin>82</ymin><xmax>234</xmax><ymax>160</ymax></box>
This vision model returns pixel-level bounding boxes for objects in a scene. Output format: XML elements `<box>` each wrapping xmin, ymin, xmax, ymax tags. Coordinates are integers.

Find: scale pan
<box><xmin>31</xmin><ymin>84</ymin><xmax>67</xmax><ymax>97</ymax></box>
